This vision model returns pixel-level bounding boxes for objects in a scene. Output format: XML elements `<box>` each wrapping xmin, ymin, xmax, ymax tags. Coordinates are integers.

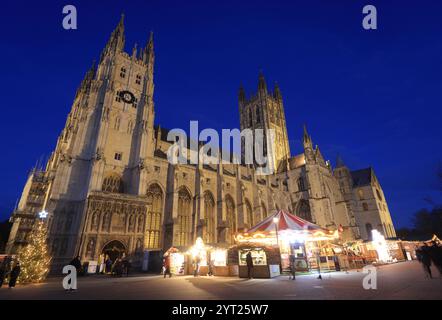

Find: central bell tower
<box><xmin>238</xmin><ymin>72</ymin><xmax>291</xmax><ymax>173</ymax></box>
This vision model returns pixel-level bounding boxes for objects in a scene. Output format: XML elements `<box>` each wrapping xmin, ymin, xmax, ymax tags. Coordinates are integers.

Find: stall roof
<box><xmin>247</xmin><ymin>210</ymin><xmax>331</xmax><ymax>234</ymax></box>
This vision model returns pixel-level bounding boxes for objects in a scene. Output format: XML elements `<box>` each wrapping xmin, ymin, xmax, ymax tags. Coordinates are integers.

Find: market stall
<box><xmin>164</xmin><ymin>238</ymin><xmax>229</xmax><ymax>276</ymax></box>
<box><xmin>235</xmin><ymin>210</ymin><xmax>341</xmax><ymax>276</ymax></box>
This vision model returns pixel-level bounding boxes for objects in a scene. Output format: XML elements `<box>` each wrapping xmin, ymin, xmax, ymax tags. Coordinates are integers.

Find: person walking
<box><xmin>193</xmin><ymin>255</ymin><xmax>201</xmax><ymax>277</ymax></box>
<box><xmin>163</xmin><ymin>255</ymin><xmax>172</xmax><ymax>278</ymax></box>
<box><xmin>70</xmin><ymin>256</ymin><xmax>82</xmax><ymax>276</ymax></box>
<box><xmin>289</xmin><ymin>254</ymin><xmax>296</xmax><ymax>280</ymax></box>
<box><xmin>207</xmin><ymin>258</ymin><xmax>214</xmax><ymax>277</ymax></box>
<box><xmin>429</xmin><ymin>242</ymin><xmax>442</xmax><ymax>277</ymax></box>
<box><xmin>418</xmin><ymin>245</ymin><xmax>433</xmax><ymax>279</ymax></box>
<box><xmin>8</xmin><ymin>262</ymin><xmax>20</xmax><ymax>288</ymax></box>
<box><xmin>0</xmin><ymin>259</ymin><xmax>7</xmax><ymax>288</ymax></box>
<box><xmin>246</xmin><ymin>252</ymin><xmax>254</xmax><ymax>279</ymax></box>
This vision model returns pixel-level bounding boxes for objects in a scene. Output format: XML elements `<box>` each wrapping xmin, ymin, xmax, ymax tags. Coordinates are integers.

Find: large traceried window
<box><xmin>245</xmin><ymin>199</ymin><xmax>253</xmax><ymax>227</ymax></box>
<box><xmin>298</xmin><ymin>200</ymin><xmax>312</xmax><ymax>222</ymax></box>
<box><xmin>203</xmin><ymin>191</ymin><xmax>215</xmax><ymax>244</ymax></box>
<box><xmin>177</xmin><ymin>187</ymin><xmax>192</xmax><ymax>246</ymax></box>
<box><xmin>102</xmin><ymin>174</ymin><xmax>124</xmax><ymax>193</ymax></box>
<box><xmin>145</xmin><ymin>184</ymin><xmax>163</xmax><ymax>249</ymax></box>
<box><xmin>225</xmin><ymin>195</ymin><xmax>236</xmax><ymax>244</ymax></box>
<box><xmin>297</xmin><ymin>177</ymin><xmax>306</xmax><ymax>192</ymax></box>
<box><xmin>261</xmin><ymin>202</ymin><xmax>267</xmax><ymax>220</ymax></box>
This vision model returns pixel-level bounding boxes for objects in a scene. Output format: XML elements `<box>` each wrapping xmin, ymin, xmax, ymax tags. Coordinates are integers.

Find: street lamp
<box><xmin>273</xmin><ymin>216</ymin><xmax>282</xmax><ymax>274</ymax></box>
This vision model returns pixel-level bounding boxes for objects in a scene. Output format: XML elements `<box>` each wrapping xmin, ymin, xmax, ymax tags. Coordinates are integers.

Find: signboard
<box><xmin>87</xmin><ymin>261</ymin><xmax>98</xmax><ymax>274</ymax></box>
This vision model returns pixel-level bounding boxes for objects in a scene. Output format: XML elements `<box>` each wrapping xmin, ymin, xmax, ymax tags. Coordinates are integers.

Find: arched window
<box><xmin>114</xmin><ymin>117</ymin><xmax>121</xmax><ymax>130</ymax></box>
<box><xmin>297</xmin><ymin>177</ymin><xmax>306</xmax><ymax>192</ymax></box>
<box><xmin>145</xmin><ymin>184</ymin><xmax>163</xmax><ymax>249</ymax></box>
<box><xmin>245</xmin><ymin>199</ymin><xmax>253</xmax><ymax>227</ymax></box>
<box><xmin>365</xmin><ymin>223</ymin><xmax>373</xmax><ymax>240</ymax></box>
<box><xmin>362</xmin><ymin>202</ymin><xmax>369</xmax><ymax>211</ymax></box>
<box><xmin>261</xmin><ymin>202</ymin><xmax>267</xmax><ymax>220</ymax></box>
<box><xmin>256</xmin><ymin>108</ymin><xmax>260</xmax><ymax>123</ymax></box>
<box><xmin>102</xmin><ymin>174</ymin><xmax>124</xmax><ymax>193</ymax></box>
<box><xmin>203</xmin><ymin>191</ymin><xmax>215</xmax><ymax>244</ymax></box>
<box><xmin>127</xmin><ymin>120</ymin><xmax>134</xmax><ymax>134</ymax></box>
<box><xmin>177</xmin><ymin>187</ymin><xmax>192</xmax><ymax>246</ymax></box>
<box><xmin>225</xmin><ymin>195</ymin><xmax>236</xmax><ymax>244</ymax></box>
<box><xmin>298</xmin><ymin>200</ymin><xmax>312</xmax><ymax>222</ymax></box>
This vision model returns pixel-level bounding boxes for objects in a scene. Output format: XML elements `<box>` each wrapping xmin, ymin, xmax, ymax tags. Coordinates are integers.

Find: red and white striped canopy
<box><xmin>247</xmin><ymin>210</ymin><xmax>329</xmax><ymax>234</ymax></box>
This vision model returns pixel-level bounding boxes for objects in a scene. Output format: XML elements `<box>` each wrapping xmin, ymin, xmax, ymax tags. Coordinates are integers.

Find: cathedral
<box><xmin>6</xmin><ymin>16</ymin><xmax>396</xmax><ymax>271</ymax></box>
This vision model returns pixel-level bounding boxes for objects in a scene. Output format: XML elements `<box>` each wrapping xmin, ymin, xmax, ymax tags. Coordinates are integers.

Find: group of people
<box><xmin>0</xmin><ymin>256</ymin><xmax>21</xmax><ymax>289</ymax></box>
<box><xmin>69</xmin><ymin>254</ymin><xmax>132</xmax><ymax>277</ymax></box>
<box><xmin>416</xmin><ymin>241</ymin><xmax>442</xmax><ymax>279</ymax></box>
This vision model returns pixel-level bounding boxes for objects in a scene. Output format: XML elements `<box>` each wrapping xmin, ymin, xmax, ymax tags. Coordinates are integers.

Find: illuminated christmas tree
<box><xmin>17</xmin><ymin>219</ymin><xmax>51</xmax><ymax>283</ymax></box>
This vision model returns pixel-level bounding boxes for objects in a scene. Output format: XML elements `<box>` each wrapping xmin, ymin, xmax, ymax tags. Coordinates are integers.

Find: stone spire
<box><xmin>258</xmin><ymin>71</ymin><xmax>267</xmax><ymax>96</ymax></box>
<box><xmin>238</xmin><ymin>84</ymin><xmax>246</xmax><ymax>106</ymax></box>
<box><xmin>303</xmin><ymin>124</ymin><xmax>313</xmax><ymax>149</ymax></box>
<box><xmin>76</xmin><ymin>60</ymin><xmax>96</xmax><ymax>96</ymax></box>
<box><xmin>143</xmin><ymin>31</ymin><xmax>155</xmax><ymax>66</ymax></box>
<box><xmin>336</xmin><ymin>154</ymin><xmax>346</xmax><ymax>168</ymax></box>
<box><xmin>100</xmin><ymin>14</ymin><xmax>126</xmax><ymax>61</ymax></box>
<box><xmin>274</xmin><ymin>82</ymin><xmax>282</xmax><ymax>100</ymax></box>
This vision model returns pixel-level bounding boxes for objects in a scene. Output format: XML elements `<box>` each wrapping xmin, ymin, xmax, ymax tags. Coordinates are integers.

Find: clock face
<box><xmin>119</xmin><ymin>90</ymin><xmax>135</xmax><ymax>104</ymax></box>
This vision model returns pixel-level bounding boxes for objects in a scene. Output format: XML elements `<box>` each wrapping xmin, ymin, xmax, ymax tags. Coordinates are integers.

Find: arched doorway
<box><xmin>102</xmin><ymin>240</ymin><xmax>126</xmax><ymax>262</ymax></box>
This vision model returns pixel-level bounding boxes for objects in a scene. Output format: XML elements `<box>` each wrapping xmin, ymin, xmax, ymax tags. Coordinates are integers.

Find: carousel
<box><xmin>234</xmin><ymin>210</ymin><xmax>341</xmax><ymax>277</ymax></box>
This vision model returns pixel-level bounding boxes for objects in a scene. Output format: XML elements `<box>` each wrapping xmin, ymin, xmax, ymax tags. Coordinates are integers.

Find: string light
<box><xmin>17</xmin><ymin>220</ymin><xmax>51</xmax><ymax>283</ymax></box>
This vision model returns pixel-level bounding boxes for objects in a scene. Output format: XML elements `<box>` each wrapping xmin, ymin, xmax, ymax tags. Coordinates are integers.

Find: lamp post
<box><xmin>273</xmin><ymin>216</ymin><xmax>282</xmax><ymax>274</ymax></box>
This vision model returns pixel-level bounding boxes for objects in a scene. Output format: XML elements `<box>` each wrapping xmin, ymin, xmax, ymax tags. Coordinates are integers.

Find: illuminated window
<box><xmin>225</xmin><ymin>195</ymin><xmax>236</xmax><ymax>244</ymax></box>
<box><xmin>203</xmin><ymin>191</ymin><xmax>215</xmax><ymax>244</ymax></box>
<box><xmin>177</xmin><ymin>188</ymin><xmax>192</xmax><ymax>246</ymax></box>
<box><xmin>145</xmin><ymin>184</ymin><xmax>163</xmax><ymax>249</ymax></box>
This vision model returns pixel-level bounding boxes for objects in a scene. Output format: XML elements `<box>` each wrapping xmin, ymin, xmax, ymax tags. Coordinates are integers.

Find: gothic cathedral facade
<box><xmin>6</xmin><ymin>16</ymin><xmax>397</xmax><ymax>271</ymax></box>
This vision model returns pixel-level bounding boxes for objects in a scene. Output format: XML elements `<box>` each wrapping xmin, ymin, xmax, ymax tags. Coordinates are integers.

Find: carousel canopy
<box><xmin>247</xmin><ymin>210</ymin><xmax>330</xmax><ymax>235</ymax></box>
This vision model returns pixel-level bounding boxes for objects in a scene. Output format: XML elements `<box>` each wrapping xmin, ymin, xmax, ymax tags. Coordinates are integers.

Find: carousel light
<box><xmin>273</xmin><ymin>217</ymin><xmax>279</xmax><ymax>224</ymax></box>
<box><xmin>372</xmin><ymin>229</ymin><xmax>392</xmax><ymax>263</ymax></box>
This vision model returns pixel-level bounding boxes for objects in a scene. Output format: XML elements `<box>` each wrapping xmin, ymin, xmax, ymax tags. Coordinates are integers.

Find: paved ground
<box><xmin>0</xmin><ymin>261</ymin><xmax>441</xmax><ymax>300</ymax></box>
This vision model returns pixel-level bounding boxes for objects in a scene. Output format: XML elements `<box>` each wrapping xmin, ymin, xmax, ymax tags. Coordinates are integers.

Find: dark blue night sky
<box><xmin>1</xmin><ymin>0</ymin><xmax>441</xmax><ymax>228</ymax></box>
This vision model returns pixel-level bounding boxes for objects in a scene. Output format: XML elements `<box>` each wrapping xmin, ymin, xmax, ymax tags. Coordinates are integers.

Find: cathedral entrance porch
<box><xmin>102</xmin><ymin>240</ymin><xmax>126</xmax><ymax>262</ymax></box>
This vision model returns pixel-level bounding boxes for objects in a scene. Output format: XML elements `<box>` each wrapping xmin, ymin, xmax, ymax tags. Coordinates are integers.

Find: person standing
<box><xmin>70</xmin><ymin>256</ymin><xmax>82</xmax><ymax>276</ymax></box>
<box><xmin>246</xmin><ymin>252</ymin><xmax>254</xmax><ymax>279</ymax></box>
<box><xmin>163</xmin><ymin>255</ymin><xmax>172</xmax><ymax>278</ymax></box>
<box><xmin>8</xmin><ymin>262</ymin><xmax>20</xmax><ymax>288</ymax></box>
<box><xmin>418</xmin><ymin>245</ymin><xmax>433</xmax><ymax>279</ymax></box>
<box><xmin>207</xmin><ymin>258</ymin><xmax>214</xmax><ymax>277</ymax></box>
<box><xmin>429</xmin><ymin>242</ymin><xmax>442</xmax><ymax>277</ymax></box>
<box><xmin>0</xmin><ymin>259</ymin><xmax>7</xmax><ymax>288</ymax></box>
<box><xmin>193</xmin><ymin>255</ymin><xmax>201</xmax><ymax>277</ymax></box>
<box><xmin>289</xmin><ymin>254</ymin><xmax>296</xmax><ymax>280</ymax></box>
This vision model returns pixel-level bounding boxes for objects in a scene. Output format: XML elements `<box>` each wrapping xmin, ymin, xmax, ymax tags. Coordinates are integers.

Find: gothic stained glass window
<box><xmin>245</xmin><ymin>199</ymin><xmax>253</xmax><ymax>226</ymax></box>
<box><xmin>177</xmin><ymin>188</ymin><xmax>192</xmax><ymax>246</ymax></box>
<box><xmin>225</xmin><ymin>195</ymin><xmax>236</xmax><ymax>244</ymax></box>
<box><xmin>298</xmin><ymin>200</ymin><xmax>312</xmax><ymax>222</ymax></box>
<box><xmin>102</xmin><ymin>174</ymin><xmax>124</xmax><ymax>193</ymax></box>
<box><xmin>145</xmin><ymin>184</ymin><xmax>163</xmax><ymax>249</ymax></box>
<box><xmin>203</xmin><ymin>191</ymin><xmax>215</xmax><ymax>244</ymax></box>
